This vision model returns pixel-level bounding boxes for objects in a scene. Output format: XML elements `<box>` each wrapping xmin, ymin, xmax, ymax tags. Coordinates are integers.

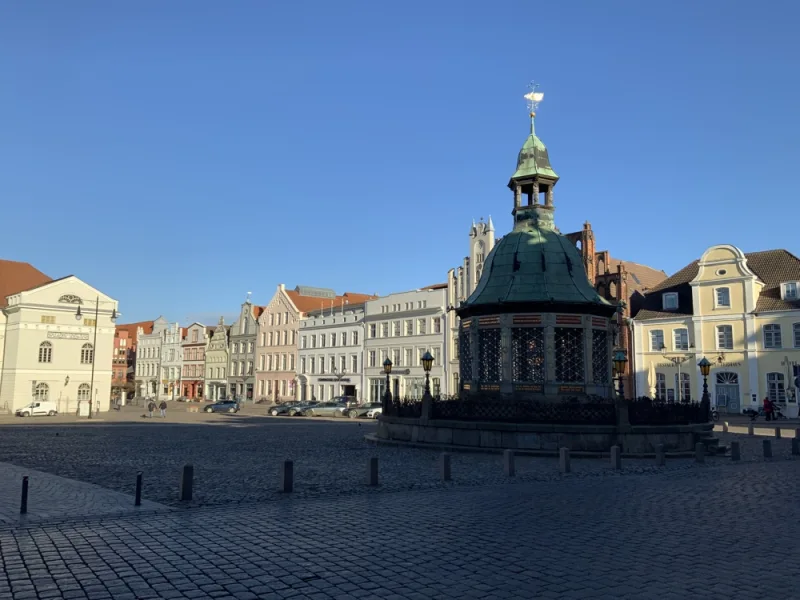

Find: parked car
<box><xmin>366</xmin><ymin>406</ymin><xmax>383</xmax><ymax>419</ymax></box>
<box><xmin>288</xmin><ymin>402</ymin><xmax>319</xmax><ymax>416</ymax></box>
<box><xmin>346</xmin><ymin>402</ymin><xmax>383</xmax><ymax>418</ymax></box>
<box><xmin>15</xmin><ymin>401</ymin><xmax>58</xmax><ymax>417</ymax></box>
<box><xmin>204</xmin><ymin>400</ymin><xmax>240</xmax><ymax>414</ymax></box>
<box><xmin>305</xmin><ymin>401</ymin><xmax>348</xmax><ymax>417</ymax></box>
<box><xmin>269</xmin><ymin>401</ymin><xmax>300</xmax><ymax>416</ymax></box>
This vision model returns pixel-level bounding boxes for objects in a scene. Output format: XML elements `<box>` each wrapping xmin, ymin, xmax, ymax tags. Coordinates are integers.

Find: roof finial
<box><xmin>523</xmin><ymin>81</ymin><xmax>544</xmax><ymax>135</ymax></box>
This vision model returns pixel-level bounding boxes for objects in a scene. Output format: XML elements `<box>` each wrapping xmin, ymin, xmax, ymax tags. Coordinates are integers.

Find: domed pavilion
<box><xmin>456</xmin><ymin>106</ymin><xmax>617</xmax><ymax>400</ymax></box>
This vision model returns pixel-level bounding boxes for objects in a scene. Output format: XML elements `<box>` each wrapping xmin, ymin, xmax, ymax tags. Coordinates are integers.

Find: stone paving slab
<box><xmin>0</xmin><ymin>462</ymin><xmax>170</xmax><ymax>526</ymax></box>
<box><xmin>0</xmin><ymin>460</ymin><xmax>798</xmax><ymax>599</ymax></box>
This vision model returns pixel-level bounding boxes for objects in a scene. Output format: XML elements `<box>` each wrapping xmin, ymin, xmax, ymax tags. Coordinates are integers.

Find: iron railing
<box><xmin>385</xmin><ymin>396</ymin><xmax>424</xmax><ymax>418</ymax></box>
<box><xmin>628</xmin><ymin>397</ymin><xmax>708</xmax><ymax>425</ymax></box>
<box><xmin>430</xmin><ymin>396</ymin><xmax>616</xmax><ymax>425</ymax></box>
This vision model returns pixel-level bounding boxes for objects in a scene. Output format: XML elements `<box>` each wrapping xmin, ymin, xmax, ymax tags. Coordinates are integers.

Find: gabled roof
<box><xmin>115</xmin><ymin>321</ymin><xmax>154</xmax><ymax>344</ymax></box>
<box><xmin>607</xmin><ymin>258</ymin><xmax>667</xmax><ymax>293</ymax></box>
<box><xmin>635</xmin><ymin>249</ymin><xmax>800</xmax><ymax>320</ymax></box>
<box><xmin>285</xmin><ymin>288</ymin><xmax>378</xmax><ymax>314</ymax></box>
<box><xmin>252</xmin><ymin>305</ymin><xmax>265</xmax><ymax>319</ymax></box>
<box><xmin>422</xmin><ymin>283</ymin><xmax>448</xmax><ymax>290</ymax></box>
<box><xmin>0</xmin><ymin>259</ymin><xmax>53</xmax><ymax>308</ymax></box>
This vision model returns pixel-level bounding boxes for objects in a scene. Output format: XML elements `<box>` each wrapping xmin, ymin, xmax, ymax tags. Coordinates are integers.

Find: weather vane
<box><xmin>523</xmin><ymin>81</ymin><xmax>544</xmax><ymax>115</ymax></box>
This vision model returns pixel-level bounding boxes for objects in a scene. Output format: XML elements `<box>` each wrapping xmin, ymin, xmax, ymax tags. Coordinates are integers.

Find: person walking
<box><xmin>159</xmin><ymin>400</ymin><xmax>167</xmax><ymax>418</ymax></box>
<box><xmin>147</xmin><ymin>400</ymin><xmax>156</xmax><ymax>418</ymax></box>
<box><xmin>763</xmin><ymin>396</ymin><xmax>773</xmax><ymax>421</ymax></box>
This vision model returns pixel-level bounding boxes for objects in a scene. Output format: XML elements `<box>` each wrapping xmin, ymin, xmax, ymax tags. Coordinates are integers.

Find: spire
<box><xmin>486</xmin><ymin>215</ymin><xmax>495</xmax><ymax>232</ymax></box>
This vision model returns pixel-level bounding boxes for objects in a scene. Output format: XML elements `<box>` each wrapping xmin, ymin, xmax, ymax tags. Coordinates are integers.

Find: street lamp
<box><xmin>382</xmin><ymin>358</ymin><xmax>392</xmax><ymax>411</ymax></box>
<box><xmin>332</xmin><ymin>366</ymin><xmax>347</xmax><ymax>397</ymax></box>
<box><xmin>421</xmin><ymin>351</ymin><xmax>434</xmax><ymax>396</ymax></box>
<box><xmin>76</xmin><ymin>297</ymin><xmax>118</xmax><ymax>419</ymax></box>
<box><xmin>612</xmin><ymin>349</ymin><xmax>627</xmax><ymax>398</ymax></box>
<box><xmin>698</xmin><ymin>357</ymin><xmax>712</xmax><ymax>421</ymax></box>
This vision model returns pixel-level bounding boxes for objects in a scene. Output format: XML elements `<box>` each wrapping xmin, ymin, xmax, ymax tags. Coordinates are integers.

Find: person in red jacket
<box><xmin>763</xmin><ymin>396</ymin><xmax>774</xmax><ymax>421</ymax></box>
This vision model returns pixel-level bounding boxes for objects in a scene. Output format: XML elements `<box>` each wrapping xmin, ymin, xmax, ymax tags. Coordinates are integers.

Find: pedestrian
<box><xmin>147</xmin><ymin>400</ymin><xmax>156</xmax><ymax>418</ymax></box>
<box><xmin>763</xmin><ymin>396</ymin><xmax>773</xmax><ymax>421</ymax></box>
<box><xmin>159</xmin><ymin>400</ymin><xmax>167</xmax><ymax>418</ymax></box>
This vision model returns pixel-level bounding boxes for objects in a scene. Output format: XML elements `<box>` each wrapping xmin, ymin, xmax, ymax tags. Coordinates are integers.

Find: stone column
<box><xmin>532</xmin><ymin>180</ymin><xmax>539</xmax><ymax>206</ymax></box>
<box><xmin>514</xmin><ymin>184</ymin><xmax>521</xmax><ymax>209</ymax></box>
<box><xmin>545</xmin><ymin>186</ymin><xmax>554</xmax><ymax>207</ymax></box>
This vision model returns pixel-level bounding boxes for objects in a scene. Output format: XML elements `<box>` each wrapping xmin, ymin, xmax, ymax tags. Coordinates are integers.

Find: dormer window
<box><xmin>783</xmin><ymin>282</ymin><xmax>798</xmax><ymax>300</ymax></box>
<box><xmin>662</xmin><ymin>293</ymin><xmax>678</xmax><ymax>311</ymax></box>
<box><xmin>715</xmin><ymin>287</ymin><xmax>731</xmax><ymax>308</ymax></box>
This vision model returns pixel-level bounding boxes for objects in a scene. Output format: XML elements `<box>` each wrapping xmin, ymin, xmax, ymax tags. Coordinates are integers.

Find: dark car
<box><xmin>204</xmin><ymin>400</ymin><xmax>240</xmax><ymax>414</ymax></box>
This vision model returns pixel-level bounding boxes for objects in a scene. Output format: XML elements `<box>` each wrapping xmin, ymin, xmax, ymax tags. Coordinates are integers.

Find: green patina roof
<box><xmin>510</xmin><ymin>117</ymin><xmax>559</xmax><ymax>181</ymax></box>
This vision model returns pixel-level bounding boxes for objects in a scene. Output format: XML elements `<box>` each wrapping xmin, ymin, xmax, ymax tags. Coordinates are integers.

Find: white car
<box><xmin>366</xmin><ymin>407</ymin><xmax>383</xmax><ymax>419</ymax></box>
<box><xmin>16</xmin><ymin>401</ymin><xmax>58</xmax><ymax>417</ymax></box>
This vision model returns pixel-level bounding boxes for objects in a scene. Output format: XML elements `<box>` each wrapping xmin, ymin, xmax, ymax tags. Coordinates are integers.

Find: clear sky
<box><xmin>2</xmin><ymin>1</ymin><xmax>798</xmax><ymax>324</ymax></box>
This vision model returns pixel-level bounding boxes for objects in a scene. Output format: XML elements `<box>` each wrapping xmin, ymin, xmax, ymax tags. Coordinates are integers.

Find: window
<box><xmin>716</xmin><ymin>325</ymin><xmax>733</xmax><ymax>350</ymax></box>
<box><xmin>794</xmin><ymin>323</ymin><xmax>800</xmax><ymax>348</ymax></box>
<box><xmin>280</xmin><ymin>355</ymin><xmax>286</xmax><ymax>371</ymax></box>
<box><xmin>405</xmin><ymin>320</ymin><xmax>413</xmax><ymax>335</ymax></box>
<box><xmin>784</xmin><ymin>282</ymin><xmax>798</xmax><ymax>300</ymax></box>
<box><xmin>417</xmin><ymin>319</ymin><xmax>426</xmax><ymax>335</ymax></box>
<box><xmin>38</xmin><ymin>342</ymin><xmax>52</xmax><ymax>363</ymax></box>
<box><xmin>289</xmin><ymin>354</ymin><xmax>295</xmax><ymax>370</ymax></box>
<box><xmin>393</xmin><ymin>321</ymin><xmax>401</xmax><ymax>337</ymax></box>
<box><xmin>677</xmin><ymin>373</ymin><xmax>691</xmax><ymax>402</ymax></box>
<box><xmin>341</xmin><ymin>332</ymin><xmax>347</xmax><ymax>346</ymax></box>
<box><xmin>380</xmin><ymin>323</ymin><xmax>389</xmax><ymax>338</ymax></box>
<box><xmin>310</xmin><ymin>335</ymin><xmax>316</xmax><ymax>348</ymax></box>
<box><xmin>300</xmin><ymin>357</ymin><xmax>306</xmax><ymax>374</ymax></box>
<box><xmin>715</xmin><ymin>287</ymin><xmax>731</xmax><ymax>308</ymax></box>
<box><xmin>655</xmin><ymin>373</ymin><xmax>666</xmax><ymax>400</ymax></box>
<box><xmin>432</xmin><ymin>377</ymin><xmax>441</xmax><ymax>396</ymax></box>
<box><xmin>368</xmin><ymin>351</ymin><xmax>376</xmax><ymax>367</ymax></box>
<box><xmin>764</xmin><ymin>324</ymin><xmax>782</xmax><ymax>349</ymax></box>
<box><xmin>392</xmin><ymin>348</ymin><xmax>400</xmax><ymax>366</ymax></box>
<box><xmin>34</xmin><ymin>382</ymin><xmax>49</xmax><ymax>401</ymax></box>
<box><xmin>309</xmin><ymin>357</ymin><xmax>315</xmax><ymax>374</ymax></box>
<box><xmin>649</xmin><ymin>330</ymin><xmax>664</xmax><ymax>352</ymax></box>
<box><xmin>330</xmin><ymin>333</ymin><xmax>336</xmax><ymax>347</ymax></box>
<box><xmin>340</xmin><ymin>355</ymin><xmax>346</xmax><ymax>372</ymax></box>
<box><xmin>276</xmin><ymin>313</ymin><xmax>281</xmax><ymax>326</ymax></box>
<box><xmin>767</xmin><ymin>372</ymin><xmax>786</xmax><ymax>402</ymax></box>
<box><xmin>433</xmin><ymin>346</ymin><xmax>441</xmax><ymax>366</ymax></box>
<box><xmin>352</xmin><ymin>331</ymin><xmax>358</xmax><ymax>345</ymax></box>
<box><xmin>320</xmin><ymin>357</ymin><xmax>326</xmax><ymax>374</ymax></box>
<box><xmin>433</xmin><ymin>318</ymin><xmax>441</xmax><ymax>334</ymax></box>
<box><xmin>84</xmin><ymin>318</ymin><xmax>96</xmax><ymax>327</ymax></box>
<box><xmin>351</xmin><ymin>355</ymin><xmax>358</xmax><ymax>373</ymax></box>
<box><xmin>268</xmin><ymin>332</ymin><xmax>273</xmax><ymax>346</ymax></box>
<box><xmin>404</xmin><ymin>348</ymin><xmax>412</xmax><ymax>367</ymax></box>
<box><xmin>662</xmin><ymin>293</ymin><xmax>678</xmax><ymax>311</ymax></box>
<box><xmin>673</xmin><ymin>328</ymin><xmax>689</xmax><ymax>351</ymax></box>
<box><xmin>284</xmin><ymin>312</ymin><xmax>289</xmax><ymax>324</ymax></box>
<box><xmin>320</xmin><ymin>334</ymin><xmax>326</xmax><ymax>348</ymax></box>
<box><xmin>40</xmin><ymin>315</ymin><xmax>55</xmax><ymax>324</ymax></box>
<box><xmin>192</xmin><ymin>330</ymin><xmax>198</xmax><ymax>343</ymax></box>
<box><xmin>369</xmin><ymin>324</ymin><xmax>377</xmax><ymax>338</ymax></box>
<box><xmin>248</xmin><ymin>342</ymin><xmax>254</xmax><ymax>353</ymax></box>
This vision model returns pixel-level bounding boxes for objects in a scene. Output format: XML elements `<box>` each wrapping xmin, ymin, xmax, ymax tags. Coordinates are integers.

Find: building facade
<box><xmin>446</xmin><ymin>219</ymin><xmax>496</xmax><ymax>395</ymax></box>
<box><xmin>135</xmin><ymin>317</ymin><xmax>168</xmax><ymax>398</ymax></box>
<box><xmin>181</xmin><ymin>323</ymin><xmax>209</xmax><ymax>399</ymax></box>
<box><xmin>363</xmin><ymin>287</ymin><xmax>448</xmax><ymax>402</ymax></box>
<box><xmin>204</xmin><ymin>317</ymin><xmax>230</xmax><ymax>400</ymax></box>
<box><xmin>297</xmin><ymin>302</ymin><xmax>367</xmax><ymax>402</ymax></box>
<box><xmin>632</xmin><ymin>245</ymin><xmax>800</xmax><ymax>417</ymax></box>
<box><xmin>0</xmin><ymin>261</ymin><xmax>119</xmax><ymax>414</ymax></box>
<box><xmin>228</xmin><ymin>300</ymin><xmax>261</xmax><ymax>401</ymax></box>
<box><xmin>115</xmin><ymin>320</ymin><xmax>154</xmax><ymax>399</ymax></box>
<box><xmin>159</xmin><ymin>323</ymin><xmax>184</xmax><ymax>401</ymax></box>
<box><xmin>111</xmin><ymin>328</ymin><xmax>129</xmax><ymax>403</ymax></box>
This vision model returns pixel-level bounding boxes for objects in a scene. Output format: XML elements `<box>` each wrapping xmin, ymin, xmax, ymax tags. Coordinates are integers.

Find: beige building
<box><xmin>0</xmin><ymin>260</ymin><xmax>119</xmax><ymax>414</ymax></box>
<box><xmin>204</xmin><ymin>317</ymin><xmax>230</xmax><ymax>400</ymax></box>
<box><xmin>632</xmin><ymin>245</ymin><xmax>800</xmax><ymax>417</ymax></box>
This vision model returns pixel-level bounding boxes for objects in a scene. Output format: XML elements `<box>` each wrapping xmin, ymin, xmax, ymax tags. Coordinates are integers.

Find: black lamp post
<box><xmin>421</xmin><ymin>351</ymin><xmax>434</xmax><ymax>396</ymax></box>
<box><xmin>382</xmin><ymin>358</ymin><xmax>392</xmax><ymax>412</ymax></box>
<box><xmin>76</xmin><ymin>298</ymin><xmax>117</xmax><ymax>419</ymax></box>
<box><xmin>698</xmin><ymin>357</ymin><xmax>712</xmax><ymax>421</ymax></box>
<box><xmin>612</xmin><ymin>349</ymin><xmax>627</xmax><ymax>398</ymax></box>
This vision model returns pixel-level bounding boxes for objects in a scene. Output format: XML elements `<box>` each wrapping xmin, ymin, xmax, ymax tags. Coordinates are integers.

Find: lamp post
<box><xmin>661</xmin><ymin>344</ymin><xmax>694</xmax><ymax>403</ymax></box>
<box><xmin>612</xmin><ymin>349</ymin><xmax>627</xmax><ymax>398</ymax></box>
<box><xmin>698</xmin><ymin>357</ymin><xmax>712</xmax><ymax>421</ymax></box>
<box><xmin>332</xmin><ymin>366</ymin><xmax>347</xmax><ymax>397</ymax></box>
<box><xmin>76</xmin><ymin>297</ymin><xmax>118</xmax><ymax>419</ymax></box>
<box><xmin>382</xmin><ymin>358</ymin><xmax>392</xmax><ymax>412</ymax></box>
<box><xmin>421</xmin><ymin>351</ymin><xmax>434</xmax><ymax>396</ymax></box>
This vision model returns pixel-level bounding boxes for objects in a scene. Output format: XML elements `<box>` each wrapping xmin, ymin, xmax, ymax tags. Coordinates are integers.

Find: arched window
<box><xmin>34</xmin><ymin>382</ymin><xmax>49</xmax><ymax>401</ymax></box>
<box><xmin>81</xmin><ymin>343</ymin><xmax>94</xmax><ymax>364</ymax></box>
<box><xmin>38</xmin><ymin>342</ymin><xmax>52</xmax><ymax>363</ymax></box>
<box><xmin>609</xmin><ymin>281</ymin><xmax>617</xmax><ymax>300</ymax></box>
<box><xmin>77</xmin><ymin>384</ymin><xmax>91</xmax><ymax>401</ymax></box>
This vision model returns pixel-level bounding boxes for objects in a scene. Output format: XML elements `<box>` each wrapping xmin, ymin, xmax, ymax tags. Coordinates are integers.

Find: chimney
<box><xmin>279</xmin><ymin>283</ymin><xmax>285</xmax><ymax>291</ymax></box>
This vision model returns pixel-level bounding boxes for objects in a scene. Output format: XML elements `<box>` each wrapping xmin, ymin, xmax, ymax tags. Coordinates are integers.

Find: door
<box><xmin>31</xmin><ymin>402</ymin><xmax>44</xmax><ymax>415</ymax></box>
<box><xmin>715</xmin><ymin>372</ymin><xmax>740</xmax><ymax>413</ymax></box>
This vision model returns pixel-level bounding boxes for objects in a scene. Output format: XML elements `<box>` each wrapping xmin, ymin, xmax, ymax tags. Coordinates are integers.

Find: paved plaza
<box><xmin>0</xmin><ymin>411</ymin><xmax>799</xmax><ymax>598</ymax></box>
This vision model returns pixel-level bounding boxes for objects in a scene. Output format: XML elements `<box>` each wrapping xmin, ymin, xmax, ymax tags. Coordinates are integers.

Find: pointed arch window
<box><xmin>77</xmin><ymin>384</ymin><xmax>91</xmax><ymax>401</ymax></box>
<box><xmin>81</xmin><ymin>343</ymin><xmax>94</xmax><ymax>365</ymax></box>
<box><xmin>38</xmin><ymin>342</ymin><xmax>52</xmax><ymax>363</ymax></box>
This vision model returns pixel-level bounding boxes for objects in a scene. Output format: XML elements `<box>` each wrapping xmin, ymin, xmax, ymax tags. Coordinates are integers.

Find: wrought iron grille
<box><xmin>555</xmin><ymin>327</ymin><xmax>584</xmax><ymax>382</ymax></box>
<box><xmin>628</xmin><ymin>397</ymin><xmax>707</xmax><ymax>425</ymax></box>
<box><xmin>478</xmin><ymin>329</ymin><xmax>502</xmax><ymax>383</ymax></box>
<box><xmin>591</xmin><ymin>330</ymin><xmax>609</xmax><ymax>383</ymax></box>
<box><xmin>459</xmin><ymin>329</ymin><xmax>473</xmax><ymax>383</ymax></box>
<box><xmin>512</xmin><ymin>327</ymin><xmax>545</xmax><ymax>383</ymax></box>
<box><xmin>386</xmin><ymin>396</ymin><xmax>423</xmax><ymax>418</ymax></box>
<box><xmin>431</xmin><ymin>397</ymin><xmax>615</xmax><ymax>425</ymax></box>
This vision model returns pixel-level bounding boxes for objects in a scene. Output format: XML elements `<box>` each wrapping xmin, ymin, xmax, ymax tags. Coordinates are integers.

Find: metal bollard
<box><xmin>367</xmin><ymin>457</ymin><xmax>379</xmax><ymax>487</ymax></box>
<box><xmin>559</xmin><ymin>447</ymin><xmax>571</xmax><ymax>473</ymax></box>
<box><xmin>748</xmin><ymin>423</ymin><xmax>754</xmax><ymax>436</ymax></box>
<box><xmin>730</xmin><ymin>441</ymin><xmax>741</xmax><ymax>461</ymax></box>
<box><xmin>792</xmin><ymin>438</ymin><xmax>800</xmax><ymax>456</ymax></box>
<box><xmin>695</xmin><ymin>442</ymin><xmax>705</xmax><ymax>464</ymax></box>
<box><xmin>281</xmin><ymin>460</ymin><xmax>294</xmax><ymax>493</ymax></box>
<box><xmin>179</xmin><ymin>465</ymin><xmax>194</xmax><ymax>502</ymax></box>
<box><xmin>20</xmin><ymin>476</ymin><xmax>29</xmax><ymax>515</ymax></box>
<box><xmin>610</xmin><ymin>445</ymin><xmax>621</xmax><ymax>470</ymax></box>
<box><xmin>655</xmin><ymin>444</ymin><xmax>665</xmax><ymax>467</ymax></box>
<box><xmin>503</xmin><ymin>449</ymin><xmax>515</xmax><ymax>477</ymax></box>
<box><xmin>135</xmin><ymin>471</ymin><xmax>143</xmax><ymax>506</ymax></box>
<box><xmin>775</xmin><ymin>427</ymin><xmax>782</xmax><ymax>439</ymax></box>
<box><xmin>722</xmin><ymin>421</ymin><xmax>729</xmax><ymax>433</ymax></box>
<box><xmin>763</xmin><ymin>439</ymin><xmax>773</xmax><ymax>459</ymax></box>
<box><xmin>440</xmin><ymin>453</ymin><xmax>452</xmax><ymax>481</ymax></box>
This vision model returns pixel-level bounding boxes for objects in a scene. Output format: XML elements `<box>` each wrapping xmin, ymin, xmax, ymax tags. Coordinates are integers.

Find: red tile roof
<box><xmin>422</xmin><ymin>283</ymin><xmax>448</xmax><ymax>290</ymax></box>
<box><xmin>0</xmin><ymin>259</ymin><xmax>52</xmax><ymax>308</ymax></box>
<box><xmin>607</xmin><ymin>258</ymin><xmax>667</xmax><ymax>293</ymax></box>
<box><xmin>115</xmin><ymin>321</ymin><xmax>154</xmax><ymax>345</ymax></box>
<box><xmin>252</xmin><ymin>305</ymin><xmax>265</xmax><ymax>319</ymax></box>
<box><xmin>285</xmin><ymin>289</ymin><xmax>378</xmax><ymax>314</ymax></box>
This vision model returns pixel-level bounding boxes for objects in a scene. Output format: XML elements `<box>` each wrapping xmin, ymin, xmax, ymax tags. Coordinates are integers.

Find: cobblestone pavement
<box><xmin>1</xmin><ymin>416</ymin><xmax>798</xmax><ymax>508</ymax></box>
<box><xmin>0</xmin><ymin>460</ymin><xmax>798</xmax><ymax>599</ymax></box>
<box><xmin>0</xmin><ymin>462</ymin><xmax>170</xmax><ymax>526</ymax></box>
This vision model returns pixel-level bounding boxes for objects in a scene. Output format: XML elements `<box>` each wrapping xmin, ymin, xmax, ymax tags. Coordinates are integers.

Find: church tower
<box><xmin>469</xmin><ymin>217</ymin><xmax>495</xmax><ymax>291</ymax></box>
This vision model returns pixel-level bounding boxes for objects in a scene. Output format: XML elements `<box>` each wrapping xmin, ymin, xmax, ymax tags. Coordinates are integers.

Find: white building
<box><xmin>0</xmin><ymin>260</ymin><xmax>119</xmax><ymax>414</ymax></box>
<box><xmin>135</xmin><ymin>317</ymin><xmax>167</xmax><ymax>398</ymax></box>
<box><xmin>161</xmin><ymin>322</ymin><xmax>184</xmax><ymax>400</ymax></box>
<box><xmin>297</xmin><ymin>302</ymin><xmax>367</xmax><ymax>402</ymax></box>
<box><xmin>363</xmin><ymin>286</ymin><xmax>448</xmax><ymax>401</ymax></box>
<box><xmin>446</xmin><ymin>218</ymin><xmax>496</xmax><ymax>394</ymax></box>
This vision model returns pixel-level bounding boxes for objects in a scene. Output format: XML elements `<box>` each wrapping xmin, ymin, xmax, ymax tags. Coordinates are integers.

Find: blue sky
<box><xmin>1</xmin><ymin>1</ymin><xmax>798</xmax><ymax>324</ymax></box>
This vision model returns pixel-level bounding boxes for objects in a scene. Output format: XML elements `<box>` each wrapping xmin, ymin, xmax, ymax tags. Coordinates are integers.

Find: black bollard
<box><xmin>135</xmin><ymin>471</ymin><xmax>143</xmax><ymax>506</ymax></box>
<box><xmin>20</xmin><ymin>476</ymin><xmax>29</xmax><ymax>515</ymax></box>
<box><xmin>179</xmin><ymin>465</ymin><xmax>194</xmax><ymax>502</ymax></box>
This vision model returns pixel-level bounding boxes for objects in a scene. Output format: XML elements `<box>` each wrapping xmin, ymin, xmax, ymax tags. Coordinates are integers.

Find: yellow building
<box><xmin>631</xmin><ymin>245</ymin><xmax>800</xmax><ymax>417</ymax></box>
